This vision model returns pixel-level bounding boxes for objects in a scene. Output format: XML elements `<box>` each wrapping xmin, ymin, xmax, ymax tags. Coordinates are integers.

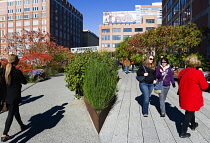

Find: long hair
<box><xmin>5</xmin><ymin>54</ymin><xmax>19</xmax><ymax>85</ymax></box>
<box><xmin>143</xmin><ymin>54</ymin><xmax>156</xmax><ymax>70</ymax></box>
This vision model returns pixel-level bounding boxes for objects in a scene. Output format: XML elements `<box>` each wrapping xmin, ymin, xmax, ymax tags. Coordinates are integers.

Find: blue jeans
<box><xmin>125</xmin><ymin>66</ymin><xmax>129</xmax><ymax>74</ymax></box>
<box><xmin>131</xmin><ymin>65</ymin><xmax>134</xmax><ymax>73</ymax></box>
<box><xmin>139</xmin><ymin>82</ymin><xmax>154</xmax><ymax>115</ymax></box>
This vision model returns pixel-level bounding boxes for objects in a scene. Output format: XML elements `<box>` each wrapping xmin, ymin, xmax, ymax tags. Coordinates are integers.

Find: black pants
<box><xmin>181</xmin><ymin>110</ymin><xmax>196</xmax><ymax>134</ymax></box>
<box><xmin>3</xmin><ymin>101</ymin><xmax>24</xmax><ymax>135</ymax></box>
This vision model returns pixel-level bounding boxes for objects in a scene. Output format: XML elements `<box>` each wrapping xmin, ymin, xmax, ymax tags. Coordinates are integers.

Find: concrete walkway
<box><xmin>1</xmin><ymin>70</ymin><xmax>210</xmax><ymax>143</ymax></box>
<box><xmin>0</xmin><ymin>73</ymin><xmax>100</xmax><ymax>143</ymax></box>
<box><xmin>100</xmin><ymin>69</ymin><xmax>210</xmax><ymax>143</ymax></box>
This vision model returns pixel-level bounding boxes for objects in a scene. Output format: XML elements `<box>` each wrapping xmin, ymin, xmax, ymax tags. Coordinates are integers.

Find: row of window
<box><xmin>102</xmin><ymin>27</ymin><xmax>154</xmax><ymax>33</ymax></box>
<box><xmin>167</xmin><ymin>5</ymin><xmax>191</xmax><ymax>22</ymax></box>
<box><xmin>8</xmin><ymin>0</ymin><xmax>46</xmax><ymax>6</ymax></box>
<box><xmin>101</xmin><ymin>43</ymin><xmax>119</xmax><ymax>48</ymax></box>
<box><xmin>8</xmin><ymin>6</ymin><xmax>46</xmax><ymax>13</ymax></box>
<box><xmin>6</xmin><ymin>20</ymin><xmax>47</xmax><ymax>27</ymax></box>
<box><xmin>7</xmin><ymin>13</ymin><xmax>46</xmax><ymax>20</ymax></box>
<box><xmin>167</xmin><ymin>0</ymin><xmax>187</xmax><ymax>10</ymax></box>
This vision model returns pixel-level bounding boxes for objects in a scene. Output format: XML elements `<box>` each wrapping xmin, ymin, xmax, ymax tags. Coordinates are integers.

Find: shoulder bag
<box><xmin>136</xmin><ymin>65</ymin><xmax>147</xmax><ymax>82</ymax></box>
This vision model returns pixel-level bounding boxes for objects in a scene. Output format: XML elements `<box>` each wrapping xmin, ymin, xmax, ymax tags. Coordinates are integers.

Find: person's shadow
<box><xmin>10</xmin><ymin>103</ymin><xmax>68</xmax><ymax>143</ymax></box>
<box><xmin>136</xmin><ymin>94</ymin><xmax>184</xmax><ymax>134</ymax></box>
<box><xmin>20</xmin><ymin>95</ymin><xmax>44</xmax><ymax>106</ymax></box>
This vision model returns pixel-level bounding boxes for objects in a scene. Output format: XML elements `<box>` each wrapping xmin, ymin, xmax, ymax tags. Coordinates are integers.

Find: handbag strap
<box><xmin>142</xmin><ymin>65</ymin><xmax>147</xmax><ymax>73</ymax></box>
<box><xmin>179</xmin><ymin>67</ymin><xmax>192</xmax><ymax>82</ymax></box>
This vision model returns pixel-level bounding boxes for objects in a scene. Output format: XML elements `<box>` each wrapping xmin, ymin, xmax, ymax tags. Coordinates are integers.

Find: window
<box><xmin>8</xmin><ymin>2</ymin><xmax>13</xmax><ymax>6</ymax></box>
<box><xmin>180</xmin><ymin>0</ymin><xmax>186</xmax><ymax>6</ymax></box>
<box><xmin>16</xmin><ymin>8</ymin><xmax>21</xmax><ymax>13</ymax></box>
<box><xmin>112</xmin><ymin>43</ymin><xmax>119</xmax><ymax>48</ymax></box>
<box><xmin>42</xmin><ymin>19</ymin><xmax>46</xmax><ymax>25</ymax></box>
<box><xmin>172</xmin><ymin>18</ymin><xmax>179</xmax><ymax>27</ymax></box>
<box><xmin>33</xmin><ymin>0</ymin><xmax>38</xmax><ymax>3</ymax></box>
<box><xmin>146</xmin><ymin>27</ymin><xmax>154</xmax><ymax>31</ymax></box>
<box><xmin>16</xmin><ymin>15</ymin><xmax>22</xmax><ymax>20</ymax></box>
<box><xmin>42</xmin><ymin>0</ymin><xmax>46</xmax><ymax>2</ymax></box>
<box><xmin>8</xmin><ymin>16</ymin><xmax>13</xmax><ymax>20</ymax></box>
<box><xmin>172</xmin><ymin>3</ymin><xmax>179</xmax><ymax>15</ymax></box>
<box><xmin>123</xmin><ymin>35</ymin><xmax>131</xmax><ymax>39</ymax></box>
<box><xmin>8</xmin><ymin>22</ymin><xmax>13</xmax><ymax>27</ymax></box>
<box><xmin>33</xmin><ymin>20</ymin><xmax>38</xmax><ymax>25</ymax></box>
<box><xmin>167</xmin><ymin>0</ymin><xmax>172</xmax><ymax>9</ymax></box>
<box><xmin>112</xmin><ymin>28</ymin><xmax>121</xmax><ymax>32</ymax></box>
<box><xmin>42</xmin><ymin>13</ymin><xmax>46</xmax><ymax>17</ymax></box>
<box><xmin>24</xmin><ymin>14</ymin><xmax>30</xmax><ymax>19</ymax></box>
<box><xmin>8</xmin><ymin>9</ymin><xmax>13</xmax><ymax>13</ymax></box>
<box><xmin>24</xmin><ymin>0</ymin><xmax>30</xmax><ymax>4</ymax></box>
<box><xmin>33</xmin><ymin>14</ymin><xmax>38</xmax><ymax>18</ymax></box>
<box><xmin>16</xmin><ymin>1</ymin><xmax>21</xmax><ymax>5</ymax></box>
<box><xmin>33</xmin><ymin>7</ymin><xmax>38</xmax><ymax>11</ymax></box>
<box><xmin>0</xmin><ymin>16</ymin><xmax>5</xmax><ymax>21</ymax></box>
<box><xmin>42</xmin><ymin>6</ymin><xmax>46</xmax><ymax>10</ymax></box>
<box><xmin>0</xmin><ymin>23</ymin><xmax>5</xmax><ymax>28</ymax></box>
<box><xmin>16</xmin><ymin>21</ymin><xmax>21</xmax><ymax>26</ymax></box>
<box><xmin>112</xmin><ymin>35</ymin><xmax>121</xmax><ymax>40</ymax></box>
<box><xmin>123</xmin><ymin>28</ymin><xmax>132</xmax><ymax>32</ymax></box>
<box><xmin>33</xmin><ymin>27</ymin><xmax>38</xmax><ymax>31</ymax></box>
<box><xmin>101</xmin><ymin>35</ymin><xmax>110</xmax><ymax>40</ymax></box>
<box><xmin>24</xmin><ymin>8</ymin><xmax>30</xmax><ymax>12</ymax></box>
<box><xmin>101</xmin><ymin>43</ymin><xmax>110</xmax><ymax>48</ymax></box>
<box><xmin>102</xmin><ymin>29</ymin><xmax>110</xmax><ymax>33</ymax></box>
<box><xmin>146</xmin><ymin>19</ymin><xmax>155</xmax><ymax>23</ymax></box>
<box><xmin>135</xmin><ymin>28</ymin><xmax>143</xmax><ymax>32</ymax></box>
<box><xmin>185</xmin><ymin>6</ymin><xmax>191</xmax><ymax>20</ymax></box>
<box><xmin>24</xmin><ymin>21</ymin><xmax>30</xmax><ymax>26</ymax></box>
<box><xmin>167</xmin><ymin>12</ymin><xmax>172</xmax><ymax>21</ymax></box>
<box><xmin>8</xmin><ymin>29</ymin><xmax>14</xmax><ymax>36</ymax></box>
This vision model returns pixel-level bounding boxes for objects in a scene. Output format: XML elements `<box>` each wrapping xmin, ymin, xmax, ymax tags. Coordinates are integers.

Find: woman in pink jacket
<box><xmin>178</xmin><ymin>55</ymin><xmax>209</xmax><ymax>138</ymax></box>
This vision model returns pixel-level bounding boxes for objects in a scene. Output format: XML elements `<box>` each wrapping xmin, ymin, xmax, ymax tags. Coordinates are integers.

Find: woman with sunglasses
<box><xmin>156</xmin><ymin>57</ymin><xmax>176</xmax><ymax>117</ymax></box>
<box><xmin>137</xmin><ymin>55</ymin><xmax>156</xmax><ymax>117</ymax></box>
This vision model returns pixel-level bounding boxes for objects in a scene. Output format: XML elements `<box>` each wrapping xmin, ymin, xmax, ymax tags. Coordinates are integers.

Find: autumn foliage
<box><xmin>1</xmin><ymin>29</ymin><xmax>74</xmax><ymax>74</ymax></box>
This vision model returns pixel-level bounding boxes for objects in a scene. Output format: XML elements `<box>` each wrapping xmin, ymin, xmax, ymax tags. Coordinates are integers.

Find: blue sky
<box><xmin>68</xmin><ymin>0</ymin><xmax>162</xmax><ymax>36</ymax></box>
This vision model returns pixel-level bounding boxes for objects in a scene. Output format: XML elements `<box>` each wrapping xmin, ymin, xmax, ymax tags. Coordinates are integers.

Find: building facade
<box><xmin>162</xmin><ymin>0</ymin><xmax>210</xmax><ymax>59</ymax></box>
<box><xmin>99</xmin><ymin>2</ymin><xmax>162</xmax><ymax>52</ymax></box>
<box><xmin>82</xmin><ymin>30</ymin><xmax>99</xmax><ymax>47</ymax></box>
<box><xmin>0</xmin><ymin>0</ymin><xmax>83</xmax><ymax>58</ymax></box>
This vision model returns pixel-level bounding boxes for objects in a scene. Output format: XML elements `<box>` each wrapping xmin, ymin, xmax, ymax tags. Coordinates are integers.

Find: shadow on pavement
<box><xmin>136</xmin><ymin>94</ymin><xmax>184</xmax><ymax>133</ymax></box>
<box><xmin>20</xmin><ymin>95</ymin><xmax>44</xmax><ymax>106</ymax></box>
<box><xmin>10</xmin><ymin>103</ymin><xmax>68</xmax><ymax>143</ymax></box>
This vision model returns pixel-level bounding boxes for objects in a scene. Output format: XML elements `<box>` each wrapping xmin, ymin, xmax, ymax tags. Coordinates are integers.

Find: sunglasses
<box><xmin>162</xmin><ymin>62</ymin><xmax>167</xmax><ymax>63</ymax></box>
<box><xmin>149</xmin><ymin>58</ymin><xmax>154</xmax><ymax>60</ymax></box>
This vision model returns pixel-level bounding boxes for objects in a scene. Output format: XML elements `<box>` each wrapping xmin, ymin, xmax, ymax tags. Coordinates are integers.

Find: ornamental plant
<box><xmin>65</xmin><ymin>50</ymin><xmax>117</xmax><ymax>98</ymax></box>
<box><xmin>83</xmin><ymin>58</ymin><xmax>117</xmax><ymax>111</ymax></box>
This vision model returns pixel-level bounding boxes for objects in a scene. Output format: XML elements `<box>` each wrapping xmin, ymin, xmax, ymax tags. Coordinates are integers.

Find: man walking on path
<box><xmin>124</xmin><ymin>58</ymin><xmax>131</xmax><ymax>74</ymax></box>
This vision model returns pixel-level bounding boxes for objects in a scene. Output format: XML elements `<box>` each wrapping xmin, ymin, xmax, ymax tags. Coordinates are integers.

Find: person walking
<box><xmin>131</xmin><ymin>61</ymin><xmax>135</xmax><ymax>73</ymax></box>
<box><xmin>0</xmin><ymin>62</ymin><xmax>6</xmax><ymax>112</ymax></box>
<box><xmin>137</xmin><ymin>55</ymin><xmax>156</xmax><ymax>117</ymax></box>
<box><xmin>124</xmin><ymin>58</ymin><xmax>130</xmax><ymax>74</ymax></box>
<box><xmin>178</xmin><ymin>55</ymin><xmax>210</xmax><ymax>138</ymax></box>
<box><xmin>1</xmin><ymin>54</ymin><xmax>27</xmax><ymax>142</ymax></box>
<box><xmin>156</xmin><ymin>57</ymin><xmax>176</xmax><ymax>117</ymax></box>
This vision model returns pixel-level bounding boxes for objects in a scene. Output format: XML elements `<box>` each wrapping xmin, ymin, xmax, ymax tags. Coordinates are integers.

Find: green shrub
<box><xmin>83</xmin><ymin>59</ymin><xmax>117</xmax><ymax>111</ymax></box>
<box><xmin>64</xmin><ymin>50</ymin><xmax>118</xmax><ymax>98</ymax></box>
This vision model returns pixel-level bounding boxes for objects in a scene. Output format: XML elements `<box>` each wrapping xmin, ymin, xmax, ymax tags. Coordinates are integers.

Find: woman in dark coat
<box><xmin>1</xmin><ymin>54</ymin><xmax>27</xmax><ymax>142</ymax></box>
<box><xmin>137</xmin><ymin>55</ymin><xmax>156</xmax><ymax>117</ymax></box>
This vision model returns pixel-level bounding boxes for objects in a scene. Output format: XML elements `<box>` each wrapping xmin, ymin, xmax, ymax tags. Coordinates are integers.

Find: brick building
<box><xmin>0</xmin><ymin>0</ymin><xmax>83</xmax><ymax>58</ymax></box>
<box><xmin>162</xmin><ymin>0</ymin><xmax>210</xmax><ymax>59</ymax></box>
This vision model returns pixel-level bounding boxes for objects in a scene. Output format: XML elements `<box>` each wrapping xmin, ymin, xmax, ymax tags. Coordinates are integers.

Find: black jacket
<box><xmin>137</xmin><ymin>65</ymin><xmax>156</xmax><ymax>84</ymax></box>
<box><xmin>6</xmin><ymin>67</ymin><xmax>27</xmax><ymax>104</ymax></box>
